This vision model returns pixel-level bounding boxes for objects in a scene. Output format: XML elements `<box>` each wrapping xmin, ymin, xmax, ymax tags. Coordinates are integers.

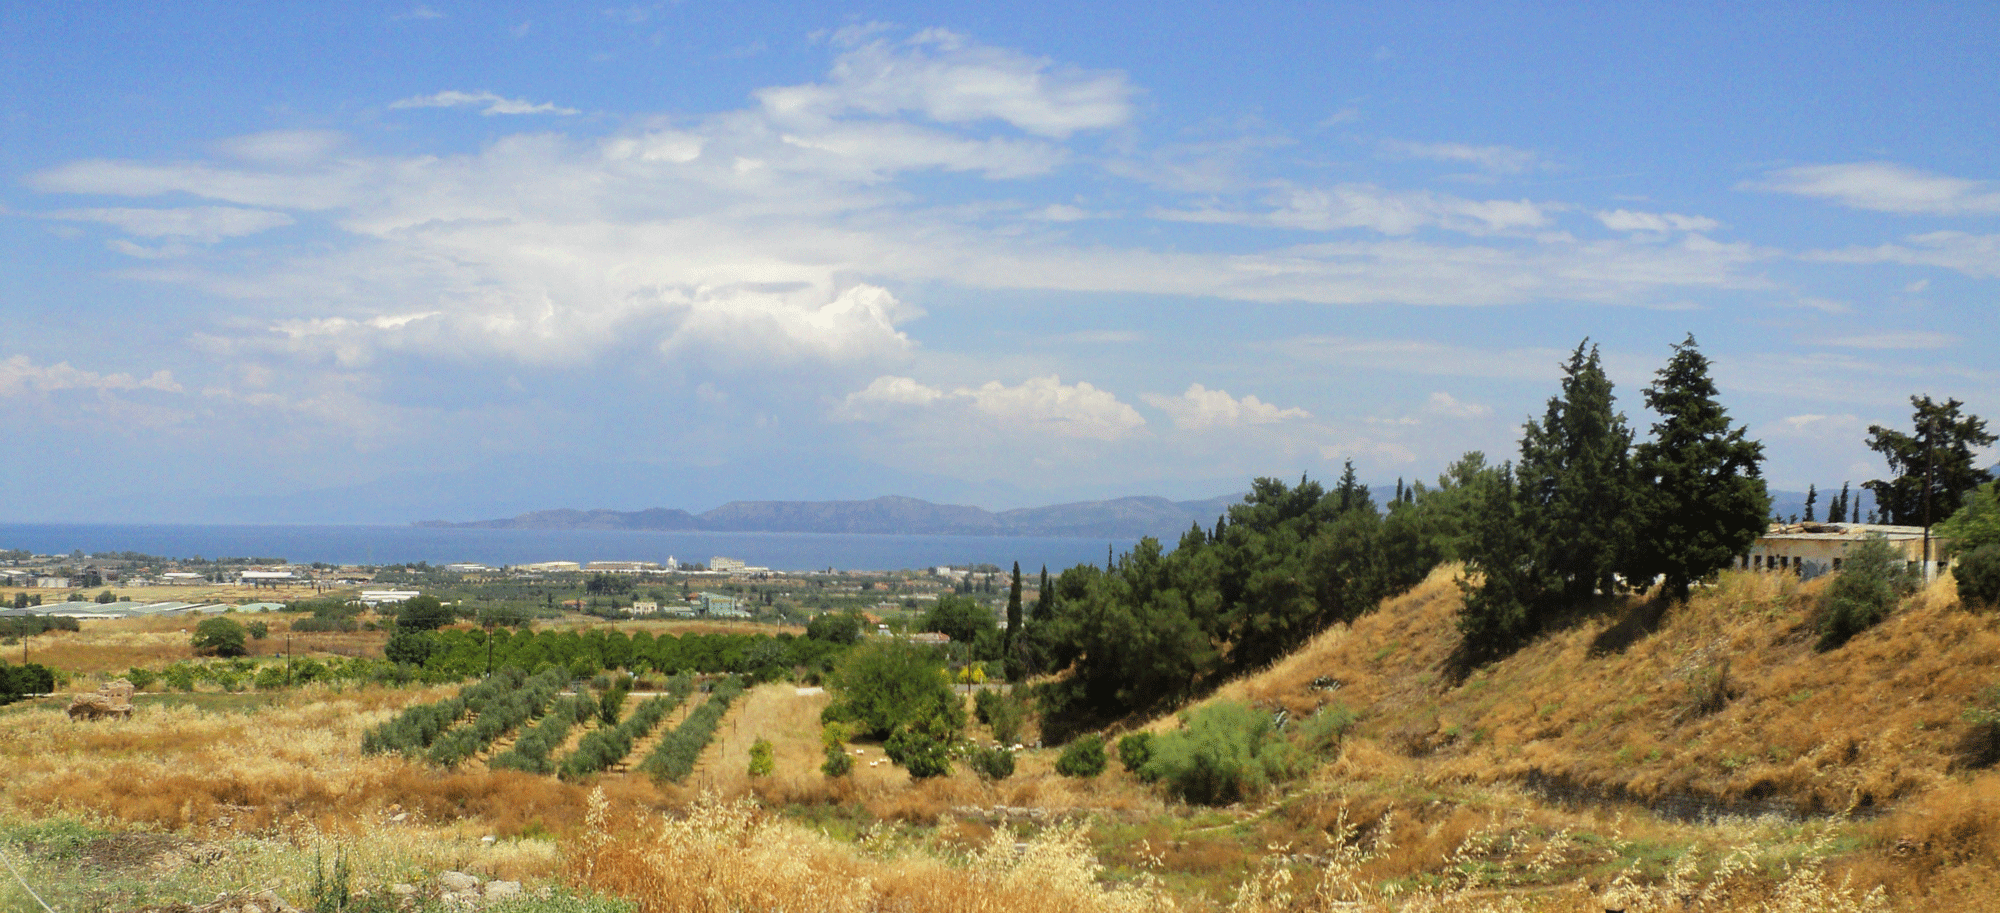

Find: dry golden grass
<box><xmin>8</xmin><ymin>562</ymin><xmax>2000</xmax><ymax>911</ymax></box>
<box><xmin>18</xmin><ymin>612</ymin><xmax>388</xmax><ymax>674</ymax></box>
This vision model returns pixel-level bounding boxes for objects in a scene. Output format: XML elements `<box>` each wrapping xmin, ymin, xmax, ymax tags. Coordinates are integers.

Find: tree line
<box><xmin>1015</xmin><ymin>336</ymin><xmax>1780</xmax><ymax>733</ymax></box>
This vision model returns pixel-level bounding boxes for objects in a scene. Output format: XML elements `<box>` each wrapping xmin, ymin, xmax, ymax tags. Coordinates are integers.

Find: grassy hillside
<box><xmin>6</xmin><ymin>568</ymin><xmax>2000</xmax><ymax>911</ymax></box>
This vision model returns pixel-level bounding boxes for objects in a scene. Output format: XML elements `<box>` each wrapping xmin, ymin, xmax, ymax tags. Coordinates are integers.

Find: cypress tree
<box><xmin>1626</xmin><ymin>335</ymin><xmax>1771</xmax><ymax>603</ymax></box>
<box><xmin>1517</xmin><ymin>340</ymin><xmax>1636</xmax><ymax>603</ymax></box>
<box><xmin>1804</xmin><ymin>484</ymin><xmax>1818</xmax><ymax>522</ymax></box>
<box><xmin>1005</xmin><ymin>561</ymin><xmax>1023</xmax><ymax>652</ymax></box>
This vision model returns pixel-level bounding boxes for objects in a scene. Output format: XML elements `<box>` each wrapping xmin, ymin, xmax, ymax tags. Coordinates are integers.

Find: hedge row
<box><xmin>488</xmin><ymin>693</ymin><xmax>598</xmax><ymax>775</ymax></box>
<box><xmin>424</xmin><ymin>667</ymin><xmax>570</xmax><ymax>769</ymax></box>
<box><xmin>361</xmin><ymin>667</ymin><xmax>530</xmax><ymax>756</ymax></box>
<box><xmin>555</xmin><ymin>675</ymin><xmax>696</xmax><ymax>781</ymax></box>
<box><xmin>638</xmin><ymin>676</ymin><xmax>747</xmax><ymax>785</ymax></box>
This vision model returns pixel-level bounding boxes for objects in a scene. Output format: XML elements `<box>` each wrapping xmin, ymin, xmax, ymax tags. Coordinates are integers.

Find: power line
<box><xmin>0</xmin><ymin>843</ymin><xmax>57</xmax><ymax>913</ymax></box>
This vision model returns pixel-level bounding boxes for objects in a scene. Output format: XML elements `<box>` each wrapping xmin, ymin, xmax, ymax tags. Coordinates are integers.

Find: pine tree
<box><xmin>1517</xmin><ymin>340</ymin><xmax>1635</xmax><ymax>603</ymax></box>
<box><xmin>1804</xmin><ymin>484</ymin><xmax>1818</xmax><ymax>522</ymax></box>
<box><xmin>1335</xmin><ymin>460</ymin><xmax>1374</xmax><ymax>514</ymax></box>
<box><xmin>1456</xmin><ymin>463</ymin><xmax>1549</xmax><ymax>663</ymax></box>
<box><xmin>1863</xmin><ymin>396</ymin><xmax>1996</xmax><ymax>526</ymax></box>
<box><xmin>1627</xmin><ymin>335</ymin><xmax>1771</xmax><ymax>603</ymax></box>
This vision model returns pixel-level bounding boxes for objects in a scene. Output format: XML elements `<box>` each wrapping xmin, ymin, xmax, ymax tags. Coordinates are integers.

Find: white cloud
<box><xmin>757</xmin><ymin>28</ymin><xmax>1134</xmax><ymax>138</ymax></box>
<box><xmin>1422</xmin><ymin>391</ymin><xmax>1492</xmax><ymax>418</ymax></box>
<box><xmin>841</xmin><ymin>375</ymin><xmax>945</xmax><ymax>411</ymax></box>
<box><xmin>1141</xmin><ymin>383</ymin><xmax>1309</xmax><ymax>430</ymax></box>
<box><xmin>1155</xmin><ymin>183</ymin><xmax>1550</xmax><ymax>236</ymax></box>
<box><xmin>839</xmin><ymin>374</ymin><xmax>1145</xmax><ymax>440</ymax></box>
<box><xmin>1596</xmin><ymin>209</ymin><xmax>1722</xmax><ymax>233</ymax></box>
<box><xmin>961</xmin><ymin>375</ymin><xmax>1145</xmax><ymax>439</ymax></box>
<box><xmin>1380</xmin><ymin>139</ymin><xmax>1540</xmax><ymax>174</ymax></box>
<box><xmin>394</xmin><ymin>5</ymin><xmax>444</xmax><ymax>21</ymax></box>
<box><xmin>1805</xmin><ymin>231</ymin><xmax>2000</xmax><ymax>279</ymax></box>
<box><xmin>1749</xmin><ymin>162</ymin><xmax>2000</xmax><ymax>215</ymax></box>
<box><xmin>389</xmin><ymin>90</ymin><xmax>580</xmax><ymax>116</ymax></box>
<box><xmin>778</xmin><ymin>121</ymin><xmax>1064</xmax><ymax>179</ymax></box>
<box><xmin>0</xmin><ymin>355</ymin><xmax>183</xmax><ymax>396</ymax></box>
<box><xmin>49</xmin><ymin>206</ymin><xmax>295</xmax><ymax>243</ymax></box>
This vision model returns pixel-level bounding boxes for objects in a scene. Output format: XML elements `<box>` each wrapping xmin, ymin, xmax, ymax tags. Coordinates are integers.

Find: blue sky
<box><xmin>3</xmin><ymin>2</ymin><xmax>1996</xmax><ymax>523</ymax></box>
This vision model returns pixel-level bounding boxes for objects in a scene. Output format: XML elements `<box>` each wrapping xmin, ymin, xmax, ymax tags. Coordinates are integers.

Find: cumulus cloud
<box><xmin>757</xmin><ymin>27</ymin><xmax>1134</xmax><ymax>138</ymax></box>
<box><xmin>1749</xmin><ymin>162</ymin><xmax>2000</xmax><ymax>216</ymax></box>
<box><xmin>0</xmin><ymin>355</ymin><xmax>183</xmax><ymax>396</ymax></box>
<box><xmin>1141</xmin><ymin>384</ymin><xmax>1309</xmax><ymax>430</ymax></box>
<box><xmin>49</xmin><ymin>206</ymin><xmax>295</xmax><ymax>243</ymax></box>
<box><xmin>840</xmin><ymin>374</ymin><xmax>1145</xmax><ymax>440</ymax></box>
<box><xmin>390</xmin><ymin>90</ymin><xmax>580</xmax><ymax>116</ymax></box>
<box><xmin>1596</xmin><ymin>209</ymin><xmax>1722</xmax><ymax>233</ymax></box>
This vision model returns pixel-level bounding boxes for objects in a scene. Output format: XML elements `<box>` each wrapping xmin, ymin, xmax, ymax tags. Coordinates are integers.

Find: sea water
<box><xmin>0</xmin><ymin>523</ymin><xmax>1137</xmax><ymax>573</ymax></box>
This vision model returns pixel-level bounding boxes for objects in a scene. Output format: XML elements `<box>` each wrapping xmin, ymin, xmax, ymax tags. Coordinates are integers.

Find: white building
<box><xmin>359</xmin><ymin>589</ymin><xmax>423</xmax><ymax>606</ymax></box>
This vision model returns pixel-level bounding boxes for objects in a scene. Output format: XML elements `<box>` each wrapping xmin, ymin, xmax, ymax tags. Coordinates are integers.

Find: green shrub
<box><xmin>823</xmin><ymin>639</ymin><xmax>965</xmax><ymax>740</ymax></box>
<box><xmin>967</xmin><ymin>745</ymin><xmax>1015</xmax><ymax>781</ymax></box>
<box><xmin>1054</xmin><ymin>733</ymin><xmax>1106</xmax><ymax>778</ymax></box>
<box><xmin>747</xmin><ymin>738</ymin><xmax>775</xmax><ymax>777</ymax></box>
<box><xmin>1292</xmin><ymin>702</ymin><xmax>1358</xmax><ymax>752</ymax></box>
<box><xmin>884</xmin><ymin>714</ymin><xmax>955</xmax><ymax>779</ymax></box>
<box><xmin>1140</xmin><ymin>701</ymin><xmax>1299</xmax><ymax>805</ymax></box>
<box><xmin>974</xmin><ymin>688</ymin><xmax>1027</xmax><ymax>745</ymax></box>
<box><xmin>1116</xmin><ymin>732</ymin><xmax>1154</xmax><ymax>772</ymax></box>
<box><xmin>821</xmin><ymin>742</ymin><xmax>854</xmax><ymax>778</ymax></box>
<box><xmin>192</xmin><ymin>617</ymin><xmax>247</xmax><ymax>657</ymax></box>
<box><xmin>1956</xmin><ymin>544</ymin><xmax>2000</xmax><ymax>609</ymax></box>
<box><xmin>1818</xmin><ymin>534</ymin><xmax>1916</xmax><ymax>650</ymax></box>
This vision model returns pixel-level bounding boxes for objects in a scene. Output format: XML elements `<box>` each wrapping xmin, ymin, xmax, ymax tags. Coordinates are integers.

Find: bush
<box><xmin>1140</xmin><ymin>701</ymin><xmax>1299</xmax><ymax>805</ymax></box>
<box><xmin>974</xmin><ymin>688</ymin><xmax>1027</xmax><ymax>745</ymax></box>
<box><xmin>821</xmin><ymin>742</ymin><xmax>854</xmax><ymax>778</ymax></box>
<box><xmin>1054</xmin><ymin>733</ymin><xmax>1107</xmax><ymax>778</ymax></box>
<box><xmin>191</xmin><ymin>617</ymin><xmax>247</xmax><ymax>657</ymax></box>
<box><xmin>1957</xmin><ymin>544</ymin><xmax>2000</xmax><ymax>609</ymax></box>
<box><xmin>245</xmin><ymin>620</ymin><xmax>269</xmax><ymax>640</ymax></box>
<box><xmin>1959</xmin><ymin>685</ymin><xmax>2000</xmax><ymax>771</ymax></box>
<box><xmin>884</xmin><ymin>714</ymin><xmax>955</xmax><ymax>779</ymax></box>
<box><xmin>1117</xmin><ymin>732</ymin><xmax>1154</xmax><ymax>772</ymax></box>
<box><xmin>824</xmin><ymin>639</ymin><xmax>965</xmax><ymax>740</ymax></box>
<box><xmin>966</xmin><ymin>745</ymin><xmax>1015</xmax><ymax>781</ymax></box>
<box><xmin>1818</xmin><ymin>534</ymin><xmax>1916</xmax><ymax>650</ymax></box>
<box><xmin>747</xmin><ymin>738</ymin><xmax>775</xmax><ymax>777</ymax></box>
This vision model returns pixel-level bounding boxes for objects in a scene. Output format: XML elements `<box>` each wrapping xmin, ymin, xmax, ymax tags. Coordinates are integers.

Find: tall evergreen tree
<box><xmin>1804</xmin><ymin>484</ymin><xmax>1818</xmax><ymax>522</ymax></box>
<box><xmin>1863</xmin><ymin>396</ymin><xmax>1996</xmax><ymax>526</ymax></box>
<box><xmin>1626</xmin><ymin>335</ymin><xmax>1770</xmax><ymax>603</ymax></box>
<box><xmin>1005</xmin><ymin>561</ymin><xmax>1023</xmax><ymax>653</ymax></box>
<box><xmin>1517</xmin><ymin>340</ymin><xmax>1635</xmax><ymax>603</ymax></box>
<box><xmin>1829</xmin><ymin>482</ymin><xmax>1850</xmax><ymax>524</ymax></box>
<box><xmin>1456</xmin><ymin>463</ymin><xmax>1549</xmax><ymax>663</ymax></box>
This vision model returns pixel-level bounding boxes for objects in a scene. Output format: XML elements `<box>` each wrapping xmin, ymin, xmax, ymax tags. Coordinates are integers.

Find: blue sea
<box><xmin>0</xmin><ymin>523</ymin><xmax>1135</xmax><ymax>573</ymax></box>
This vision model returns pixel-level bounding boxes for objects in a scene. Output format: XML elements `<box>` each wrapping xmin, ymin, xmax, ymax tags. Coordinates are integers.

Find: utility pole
<box><xmin>1922</xmin><ymin>411</ymin><xmax>1937</xmax><ymax>583</ymax></box>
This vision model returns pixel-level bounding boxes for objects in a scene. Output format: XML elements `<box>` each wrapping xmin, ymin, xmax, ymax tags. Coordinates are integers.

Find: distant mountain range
<box><xmin>417</xmin><ymin>493</ymin><xmax>1250</xmax><ymax>540</ymax></box>
<box><xmin>417</xmin><ymin>482</ymin><xmax>1877</xmax><ymax>541</ymax></box>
